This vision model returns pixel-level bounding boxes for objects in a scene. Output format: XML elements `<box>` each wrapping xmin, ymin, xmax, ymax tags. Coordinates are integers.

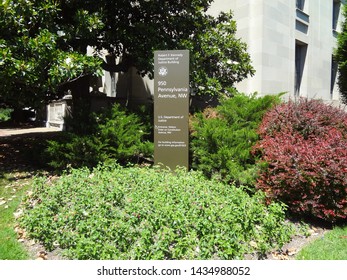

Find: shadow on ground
<box><xmin>0</xmin><ymin>130</ymin><xmax>62</xmax><ymax>175</ymax></box>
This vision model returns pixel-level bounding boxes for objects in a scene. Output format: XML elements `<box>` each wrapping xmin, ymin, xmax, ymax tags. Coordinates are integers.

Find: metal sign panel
<box><xmin>154</xmin><ymin>50</ymin><xmax>189</xmax><ymax>170</ymax></box>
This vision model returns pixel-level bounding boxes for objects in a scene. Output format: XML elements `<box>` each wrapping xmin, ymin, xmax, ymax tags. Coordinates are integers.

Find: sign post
<box><xmin>154</xmin><ymin>50</ymin><xmax>189</xmax><ymax>170</ymax></box>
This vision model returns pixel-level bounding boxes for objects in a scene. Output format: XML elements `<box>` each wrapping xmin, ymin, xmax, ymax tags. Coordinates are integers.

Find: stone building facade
<box><xmin>209</xmin><ymin>0</ymin><xmax>345</xmax><ymax>103</ymax></box>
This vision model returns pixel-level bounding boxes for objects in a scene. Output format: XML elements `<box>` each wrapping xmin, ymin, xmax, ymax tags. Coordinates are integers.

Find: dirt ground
<box><xmin>265</xmin><ymin>224</ymin><xmax>329</xmax><ymax>260</ymax></box>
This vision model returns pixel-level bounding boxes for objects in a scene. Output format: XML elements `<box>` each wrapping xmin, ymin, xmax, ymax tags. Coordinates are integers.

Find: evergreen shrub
<box><xmin>254</xmin><ymin>98</ymin><xmax>347</xmax><ymax>223</ymax></box>
<box><xmin>190</xmin><ymin>93</ymin><xmax>281</xmax><ymax>186</ymax></box>
<box><xmin>45</xmin><ymin>104</ymin><xmax>153</xmax><ymax>170</ymax></box>
<box><xmin>19</xmin><ymin>163</ymin><xmax>294</xmax><ymax>260</ymax></box>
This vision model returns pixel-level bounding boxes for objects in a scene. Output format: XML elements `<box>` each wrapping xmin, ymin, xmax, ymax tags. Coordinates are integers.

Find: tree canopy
<box><xmin>0</xmin><ymin>0</ymin><xmax>254</xmax><ymax>109</ymax></box>
<box><xmin>336</xmin><ymin>3</ymin><xmax>347</xmax><ymax>104</ymax></box>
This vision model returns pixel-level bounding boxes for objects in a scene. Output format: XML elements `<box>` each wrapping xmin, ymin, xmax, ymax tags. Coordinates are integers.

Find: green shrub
<box><xmin>190</xmin><ymin>93</ymin><xmax>281</xmax><ymax>186</ymax></box>
<box><xmin>19</xmin><ymin>163</ymin><xmax>294</xmax><ymax>260</ymax></box>
<box><xmin>254</xmin><ymin>98</ymin><xmax>347</xmax><ymax>223</ymax></box>
<box><xmin>45</xmin><ymin>133</ymin><xmax>107</xmax><ymax>169</ymax></box>
<box><xmin>45</xmin><ymin>104</ymin><xmax>153</xmax><ymax>170</ymax></box>
<box><xmin>0</xmin><ymin>108</ymin><xmax>13</xmax><ymax>122</ymax></box>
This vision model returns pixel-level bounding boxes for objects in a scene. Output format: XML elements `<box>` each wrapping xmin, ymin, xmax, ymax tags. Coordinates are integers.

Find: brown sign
<box><xmin>154</xmin><ymin>50</ymin><xmax>189</xmax><ymax>170</ymax></box>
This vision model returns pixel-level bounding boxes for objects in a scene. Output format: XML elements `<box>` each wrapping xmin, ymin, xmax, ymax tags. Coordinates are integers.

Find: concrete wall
<box><xmin>209</xmin><ymin>0</ymin><xmax>344</xmax><ymax>102</ymax></box>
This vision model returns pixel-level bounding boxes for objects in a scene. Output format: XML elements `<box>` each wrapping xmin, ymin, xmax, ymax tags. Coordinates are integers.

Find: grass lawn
<box><xmin>0</xmin><ymin>171</ymin><xmax>32</xmax><ymax>260</ymax></box>
<box><xmin>296</xmin><ymin>226</ymin><xmax>347</xmax><ymax>260</ymax></box>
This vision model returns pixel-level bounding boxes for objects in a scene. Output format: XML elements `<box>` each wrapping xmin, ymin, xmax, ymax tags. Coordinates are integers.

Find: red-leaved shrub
<box><xmin>254</xmin><ymin>98</ymin><xmax>347</xmax><ymax>223</ymax></box>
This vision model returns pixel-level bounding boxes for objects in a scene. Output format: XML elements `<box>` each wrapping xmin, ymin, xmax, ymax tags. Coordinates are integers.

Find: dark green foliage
<box><xmin>336</xmin><ymin>4</ymin><xmax>347</xmax><ymax>104</ymax></box>
<box><xmin>45</xmin><ymin>104</ymin><xmax>153</xmax><ymax>170</ymax></box>
<box><xmin>190</xmin><ymin>93</ymin><xmax>282</xmax><ymax>186</ymax></box>
<box><xmin>0</xmin><ymin>0</ymin><xmax>103</xmax><ymax>109</ymax></box>
<box><xmin>19</xmin><ymin>163</ymin><xmax>294</xmax><ymax>260</ymax></box>
<box><xmin>45</xmin><ymin>133</ymin><xmax>105</xmax><ymax>169</ymax></box>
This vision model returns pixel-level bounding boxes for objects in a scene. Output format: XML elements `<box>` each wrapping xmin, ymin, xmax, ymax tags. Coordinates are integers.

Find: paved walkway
<box><xmin>0</xmin><ymin>127</ymin><xmax>61</xmax><ymax>137</ymax></box>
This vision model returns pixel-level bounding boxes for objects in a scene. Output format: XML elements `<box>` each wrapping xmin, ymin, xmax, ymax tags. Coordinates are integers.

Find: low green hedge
<box><xmin>20</xmin><ymin>163</ymin><xmax>294</xmax><ymax>260</ymax></box>
<box><xmin>44</xmin><ymin>104</ymin><xmax>153</xmax><ymax>170</ymax></box>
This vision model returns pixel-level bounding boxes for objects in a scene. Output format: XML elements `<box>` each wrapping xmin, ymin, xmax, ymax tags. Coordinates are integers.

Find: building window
<box><xmin>296</xmin><ymin>0</ymin><xmax>305</xmax><ymax>10</ymax></box>
<box><xmin>295</xmin><ymin>42</ymin><xmax>307</xmax><ymax>96</ymax></box>
<box><xmin>333</xmin><ymin>0</ymin><xmax>341</xmax><ymax>31</ymax></box>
